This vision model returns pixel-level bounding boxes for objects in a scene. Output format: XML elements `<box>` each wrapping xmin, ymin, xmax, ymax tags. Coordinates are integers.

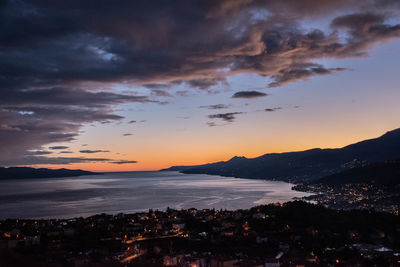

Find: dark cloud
<box><xmin>264</xmin><ymin>107</ymin><xmax>282</xmax><ymax>112</ymax></box>
<box><xmin>49</xmin><ymin>146</ymin><xmax>69</xmax><ymax>150</ymax></box>
<box><xmin>0</xmin><ymin>109</ymin><xmax>77</xmax><ymax>160</ymax></box>
<box><xmin>79</xmin><ymin>150</ymin><xmax>110</xmax><ymax>154</ymax></box>
<box><xmin>109</xmin><ymin>160</ymin><xmax>137</xmax><ymax>165</ymax></box>
<box><xmin>128</xmin><ymin>119</ymin><xmax>146</xmax><ymax>124</ymax></box>
<box><xmin>150</xmin><ymin>89</ymin><xmax>173</xmax><ymax>97</ymax></box>
<box><xmin>0</xmin><ymin>88</ymin><xmax>154</xmax><ymax>161</ymax></box>
<box><xmin>0</xmin><ymin>156</ymin><xmax>110</xmax><ymax>166</ymax></box>
<box><xmin>328</xmin><ymin>12</ymin><xmax>400</xmax><ymax>57</ymax></box>
<box><xmin>1</xmin><ymin>0</ymin><xmax>399</xmax><ymax>93</ymax></box>
<box><xmin>0</xmin><ymin>87</ymin><xmax>155</xmax><ymax>162</ymax></box>
<box><xmin>185</xmin><ymin>77</ymin><xmax>227</xmax><ymax>90</ymax></box>
<box><xmin>3</xmin><ymin>106</ymin><xmax>124</xmax><ymax>122</ymax></box>
<box><xmin>232</xmin><ymin>91</ymin><xmax>268</xmax><ymax>98</ymax></box>
<box><xmin>200</xmin><ymin>104</ymin><xmax>230</xmax><ymax>110</ymax></box>
<box><xmin>268</xmin><ymin>64</ymin><xmax>347</xmax><ymax>87</ymax></box>
<box><xmin>0</xmin><ymin>87</ymin><xmax>152</xmax><ymax>107</ymax></box>
<box><xmin>123</xmin><ymin>133</ymin><xmax>133</xmax><ymax>136</ymax></box>
<box><xmin>207</xmin><ymin>112</ymin><xmax>244</xmax><ymax>122</ymax></box>
<box><xmin>331</xmin><ymin>12</ymin><xmax>384</xmax><ymax>30</ymax></box>
<box><xmin>1</xmin><ymin>0</ymin><xmax>400</xmax><ymax>165</ymax></box>
<box><xmin>175</xmin><ymin>91</ymin><xmax>191</xmax><ymax>97</ymax></box>
<box><xmin>143</xmin><ymin>81</ymin><xmax>181</xmax><ymax>90</ymax></box>
<box><xmin>0</xmin><ymin>153</ymin><xmax>138</xmax><ymax>166</ymax></box>
<box><xmin>25</xmin><ymin>150</ymin><xmax>53</xmax><ymax>156</ymax></box>
<box><xmin>59</xmin><ymin>151</ymin><xmax>73</xmax><ymax>154</ymax></box>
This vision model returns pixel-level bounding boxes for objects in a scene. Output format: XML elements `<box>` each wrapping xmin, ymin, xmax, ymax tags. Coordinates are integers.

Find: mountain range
<box><xmin>162</xmin><ymin>128</ymin><xmax>400</xmax><ymax>183</ymax></box>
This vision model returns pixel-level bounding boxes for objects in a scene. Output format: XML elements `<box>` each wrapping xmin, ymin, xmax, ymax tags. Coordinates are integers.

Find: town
<box><xmin>294</xmin><ymin>183</ymin><xmax>400</xmax><ymax>215</ymax></box>
<box><xmin>1</xmin><ymin>201</ymin><xmax>400</xmax><ymax>266</ymax></box>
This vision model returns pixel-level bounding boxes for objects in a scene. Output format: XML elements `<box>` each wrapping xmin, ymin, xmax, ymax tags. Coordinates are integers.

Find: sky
<box><xmin>1</xmin><ymin>0</ymin><xmax>400</xmax><ymax>171</ymax></box>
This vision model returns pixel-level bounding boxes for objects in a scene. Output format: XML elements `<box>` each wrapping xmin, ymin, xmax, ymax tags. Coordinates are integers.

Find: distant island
<box><xmin>0</xmin><ymin>167</ymin><xmax>99</xmax><ymax>179</ymax></box>
<box><xmin>163</xmin><ymin>128</ymin><xmax>400</xmax><ymax>183</ymax></box>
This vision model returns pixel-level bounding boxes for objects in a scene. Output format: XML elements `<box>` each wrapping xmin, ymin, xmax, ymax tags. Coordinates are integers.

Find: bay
<box><xmin>0</xmin><ymin>171</ymin><xmax>312</xmax><ymax>219</ymax></box>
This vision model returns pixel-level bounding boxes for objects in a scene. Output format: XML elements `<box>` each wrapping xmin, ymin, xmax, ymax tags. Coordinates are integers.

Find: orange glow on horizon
<box><xmin>26</xmin><ymin>128</ymin><xmax>390</xmax><ymax>172</ymax></box>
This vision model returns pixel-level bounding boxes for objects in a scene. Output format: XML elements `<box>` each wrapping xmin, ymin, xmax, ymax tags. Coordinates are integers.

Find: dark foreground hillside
<box><xmin>292</xmin><ymin>161</ymin><xmax>400</xmax><ymax>214</ymax></box>
<box><xmin>1</xmin><ymin>202</ymin><xmax>400</xmax><ymax>266</ymax></box>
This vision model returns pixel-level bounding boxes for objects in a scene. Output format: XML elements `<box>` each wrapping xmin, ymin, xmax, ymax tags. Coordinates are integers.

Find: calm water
<box><xmin>0</xmin><ymin>171</ymin><xmax>312</xmax><ymax>219</ymax></box>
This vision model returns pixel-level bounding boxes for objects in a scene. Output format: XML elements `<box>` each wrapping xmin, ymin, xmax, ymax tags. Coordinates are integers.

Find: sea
<box><xmin>0</xmin><ymin>171</ymin><xmax>312</xmax><ymax>219</ymax></box>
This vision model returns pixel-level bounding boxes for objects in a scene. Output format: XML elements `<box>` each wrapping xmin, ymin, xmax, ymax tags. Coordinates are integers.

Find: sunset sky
<box><xmin>1</xmin><ymin>0</ymin><xmax>400</xmax><ymax>171</ymax></box>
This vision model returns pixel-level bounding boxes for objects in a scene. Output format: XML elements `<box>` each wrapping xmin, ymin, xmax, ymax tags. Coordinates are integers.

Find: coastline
<box><xmin>1</xmin><ymin>201</ymin><xmax>399</xmax><ymax>266</ymax></box>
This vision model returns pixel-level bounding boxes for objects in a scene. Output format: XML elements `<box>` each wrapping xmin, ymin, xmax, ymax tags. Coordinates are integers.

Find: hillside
<box><xmin>313</xmin><ymin>161</ymin><xmax>400</xmax><ymax>185</ymax></box>
<box><xmin>164</xmin><ymin>128</ymin><xmax>400</xmax><ymax>182</ymax></box>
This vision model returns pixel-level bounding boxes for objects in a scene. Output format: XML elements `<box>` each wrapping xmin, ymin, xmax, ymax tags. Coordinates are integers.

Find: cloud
<box><xmin>328</xmin><ymin>12</ymin><xmax>400</xmax><ymax>57</ymax></box>
<box><xmin>200</xmin><ymin>104</ymin><xmax>231</xmax><ymax>110</ymax></box>
<box><xmin>25</xmin><ymin>150</ymin><xmax>53</xmax><ymax>156</ymax></box>
<box><xmin>0</xmin><ymin>88</ymin><xmax>155</xmax><ymax>161</ymax></box>
<box><xmin>0</xmin><ymin>156</ymin><xmax>111</xmax><ymax>166</ymax></box>
<box><xmin>3</xmin><ymin>0</ymin><xmax>398</xmax><ymax>95</ymax></box>
<box><xmin>59</xmin><ymin>151</ymin><xmax>73</xmax><ymax>154</ymax></box>
<box><xmin>0</xmin><ymin>87</ymin><xmax>153</xmax><ymax>107</ymax></box>
<box><xmin>79</xmin><ymin>150</ymin><xmax>110</xmax><ymax>154</ymax></box>
<box><xmin>268</xmin><ymin>64</ymin><xmax>347</xmax><ymax>87</ymax></box>
<box><xmin>232</xmin><ymin>91</ymin><xmax>268</xmax><ymax>98</ymax></box>
<box><xmin>264</xmin><ymin>107</ymin><xmax>282</xmax><ymax>112</ymax></box>
<box><xmin>4</xmin><ymin>106</ymin><xmax>124</xmax><ymax>122</ymax></box>
<box><xmin>0</xmin><ymin>87</ymin><xmax>156</xmax><ymax>161</ymax></box>
<box><xmin>123</xmin><ymin>133</ymin><xmax>133</xmax><ymax>136</ymax></box>
<box><xmin>207</xmin><ymin>112</ymin><xmax>244</xmax><ymax>122</ymax></box>
<box><xmin>0</xmin><ymin>155</ymin><xmax>139</xmax><ymax>166</ymax></box>
<box><xmin>185</xmin><ymin>77</ymin><xmax>227</xmax><ymax>90</ymax></box>
<box><xmin>175</xmin><ymin>91</ymin><xmax>191</xmax><ymax>97</ymax></box>
<box><xmin>49</xmin><ymin>146</ymin><xmax>69</xmax><ymax>150</ymax></box>
<box><xmin>150</xmin><ymin>89</ymin><xmax>173</xmax><ymax>97</ymax></box>
<box><xmin>109</xmin><ymin>160</ymin><xmax>138</xmax><ymax>165</ymax></box>
<box><xmin>1</xmin><ymin>0</ymin><xmax>400</xmax><ymax>164</ymax></box>
<box><xmin>331</xmin><ymin>12</ymin><xmax>384</xmax><ymax>30</ymax></box>
<box><xmin>128</xmin><ymin>119</ymin><xmax>146</xmax><ymax>124</ymax></box>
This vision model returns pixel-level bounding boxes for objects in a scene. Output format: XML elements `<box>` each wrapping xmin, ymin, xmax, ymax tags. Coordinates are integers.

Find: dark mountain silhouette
<box><xmin>163</xmin><ymin>128</ymin><xmax>400</xmax><ymax>182</ymax></box>
<box><xmin>313</xmin><ymin>161</ymin><xmax>400</xmax><ymax>185</ymax></box>
<box><xmin>159</xmin><ymin>165</ymin><xmax>201</xmax><ymax>172</ymax></box>
<box><xmin>0</xmin><ymin>167</ymin><xmax>99</xmax><ymax>179</ymax></box>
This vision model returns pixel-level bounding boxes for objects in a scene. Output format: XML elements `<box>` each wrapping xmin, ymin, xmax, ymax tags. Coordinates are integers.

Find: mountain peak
<box><xmin>382</xmin><ymin>128</ymin><xmax>400</xmax><ymax>137</ymax></box>
<box><xmin>229</xmin><ymin>156</ymin><xmax>247</xmax><ymax>161</ymax></box>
